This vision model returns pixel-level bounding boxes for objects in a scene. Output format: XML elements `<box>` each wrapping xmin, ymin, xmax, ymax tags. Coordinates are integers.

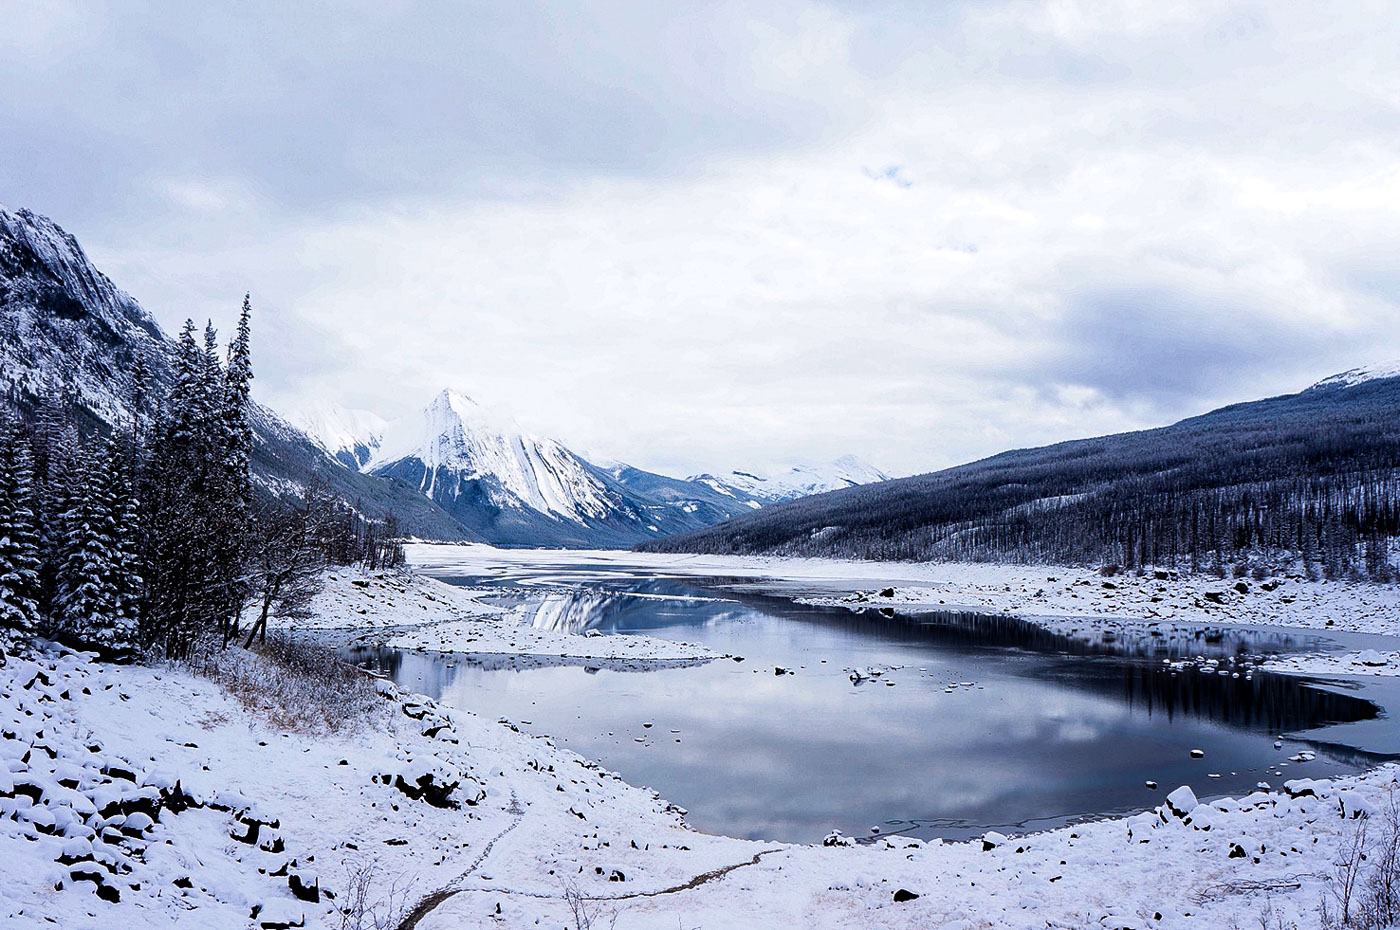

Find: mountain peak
<box><xmin>370</xmin><ymin>389</ymin><xmax>615</xmax><ymax>524</ymax></box>
<box><xmin>692</xmin><ymin>456</ymin><xmax>891</xmax><ymax>503</ymax></box>
<box><xmin>1309</xmin><ymin>361</ymin><xmax>1400</xmax><ymax>391</ymax></box>
<box><xmin>285</xmin><ymin>400</ymin><xmax>387</xmax><ymax>470</ymax></box>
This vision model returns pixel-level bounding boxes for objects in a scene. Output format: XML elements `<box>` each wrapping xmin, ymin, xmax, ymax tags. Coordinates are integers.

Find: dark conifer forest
<box><xmin>0</xmin><ymin>299</ymin><xmax>402</xmax><ymax>659</ymax></box>
<box><xmin>641</xmin><ymin>376</ymin><xmax>1400</xmax><ymax>581</ymax></box>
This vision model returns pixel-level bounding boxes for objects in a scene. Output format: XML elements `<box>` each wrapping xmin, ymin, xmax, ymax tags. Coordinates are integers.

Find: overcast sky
<box><xmin>4</xmin><ymin>1</ymin><xmax>1399</xmax><ymax>477</ymax></box>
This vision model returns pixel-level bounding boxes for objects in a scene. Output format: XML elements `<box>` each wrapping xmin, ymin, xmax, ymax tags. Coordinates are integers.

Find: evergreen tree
<box><xmin>96</xmin><ymin>436</ymin><xmax>141</xmax><ymax>658</ymax></box>
<box><xmin>55</xmin><ymin>446</ymin><xmax>118</xmax><ymax>642</ymax></box>
<box><xmin>30</xmin><ymin>390</ymin><xmax>78</xmax><ymax>625</ymax></box>
<box><xmin>224</xmin><ymin>296</ymin><xmax>254</xmax><ymax>501</ymax></box>
<box><xmin>213</xmin><ymin>297</ymin><xmax>255</xmax><ymax>640</ymax></box>
<box><xmin>0</xmin><ymin>422</ymin><xmax>42</xmax><ymax>651</ymax></box>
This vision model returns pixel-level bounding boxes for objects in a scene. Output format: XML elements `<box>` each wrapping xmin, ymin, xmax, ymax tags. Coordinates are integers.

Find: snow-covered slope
<box><xmin>368</xmin><ymin>390</ymin><xmax>772</xmax><ymax>547</ymax></box>
<box><xmin>696</xmin><ymin>455</ymin><xmax>891</xmax><ymax>504</ymax></box>
<box><xmin>0</xmin><ymin>203</ymin><xmax>473</xmax><ymax>540</ymax></box>
<box><xmin>371</xmin><ymin>390</ymin><xmax>621</xmax><ymax>525</ymax></box>
<box><xmin>286</xmin><ymin>401</ymin><xmax>386</xmax><ymax>470</ymax></box>
<box><xmin>1308</xmin><ymin>360</ymin><xmax>1400</xmax><ymax>390</ymax></box>
<box><xmin>0</xmin><ymin>203</ymin><xmax>170</xmax><ymax>427</ymax></box>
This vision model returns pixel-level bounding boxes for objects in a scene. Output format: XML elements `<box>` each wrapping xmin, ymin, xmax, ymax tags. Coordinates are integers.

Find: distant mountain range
<box><xmin>290</xmin><ymin>390</ymin><xmax>889</xmax><ymax>548</ymax></box>
<box><xmin>691</xmin><ymin>457</ymin><xmax>891</xmax><ymax>504</ymax></box>
<box><xmin>0</xmin><ymin>203</ymin><xmax>889</xmax><ymax>548</ymax></box>
<box><xmin>643</xmin><ymin>364</ymin><xmax>1400</xmax><ymax>580</ymax></box>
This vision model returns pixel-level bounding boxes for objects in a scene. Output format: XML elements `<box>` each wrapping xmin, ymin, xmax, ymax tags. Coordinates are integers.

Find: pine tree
<box><xmin>213</xmin><ymin>297</ymin><xmax>255</xmax><ymax>641</ymax></box>
<box><xmin>224</xmin><ymin>296</ymin><xmax>254</xmax><ymax>503</ymax></box>
<box><xmin>55</xmin><ymin>445</ymin><xmax>118</xmax><ymax>643</ymax></box>
<box><xmin>30</xmin><ymin>390</ymin><xmax>78</xmax><ymax>625</ymax></box>
<box><xmin>95</xmin><ymin>436</ymin><xmax>141</xmax><ymax>658</ymax></box>
<box><xmin>0</xmin><ymin>422</ymin><xmax>42</xmax><ymax>651</ymax></box>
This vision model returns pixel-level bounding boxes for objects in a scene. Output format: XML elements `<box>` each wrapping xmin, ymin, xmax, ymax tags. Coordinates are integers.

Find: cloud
<box><xmin>4</xmin><ymin>1</ymin><xmax>1400</xmax><ymax>477</ymax></box>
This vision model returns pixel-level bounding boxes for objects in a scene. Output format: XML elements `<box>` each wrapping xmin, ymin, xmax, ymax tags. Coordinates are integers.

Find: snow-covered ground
<box><xmin>272</xmin><ymin>565</ymin><xmax>717</xmax><ymax>663</ymax></box>
<box><xmin>5</xmin><ymin>639</ymin><xmax>1400</xmax><ymax>929</ymax></box>
<box><xmin>8</xmin><ymin>547</ymin><xmax>1400</xmax><ymax>928</ymax></box>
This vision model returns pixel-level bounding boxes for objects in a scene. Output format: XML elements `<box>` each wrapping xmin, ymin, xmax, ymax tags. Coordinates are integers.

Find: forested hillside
<box><xmin>0</xmin><ymin>204</ymin><xmax>473</xmax><ymax>540</ymax></box>
<box><xmin>641</xmin><ymin>371</ymin><xmax>1400</xmax><ymax>580</ymax></box>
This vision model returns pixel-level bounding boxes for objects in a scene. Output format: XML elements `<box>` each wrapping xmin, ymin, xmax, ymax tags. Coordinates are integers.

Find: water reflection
<box><xmin>342</xmin><ymin>574</ymin><xmax>1390</xmax><ymax>843</ymax></box>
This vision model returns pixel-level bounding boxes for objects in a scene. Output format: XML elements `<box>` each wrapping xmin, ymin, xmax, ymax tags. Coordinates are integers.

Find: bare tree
<box><xmin>241</xmin><ymin>481</ymin><xmax>334</xmax><ymax>648</ymax></box>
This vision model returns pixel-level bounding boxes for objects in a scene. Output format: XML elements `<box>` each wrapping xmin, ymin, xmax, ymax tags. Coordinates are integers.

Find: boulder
<box><xmin>1165</xmin><ymin>786</ymin><xmax>1198</xmax><ymax>818</ymax></box>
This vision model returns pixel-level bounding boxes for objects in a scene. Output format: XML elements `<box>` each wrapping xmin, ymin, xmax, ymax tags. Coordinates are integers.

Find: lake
<box><xmin>345</xmin><ymin>553</ymin><xmax>1392</xmax><ymax>844</ymax></box>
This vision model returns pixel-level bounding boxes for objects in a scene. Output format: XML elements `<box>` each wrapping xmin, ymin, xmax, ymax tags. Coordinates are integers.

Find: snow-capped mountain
<box><xmin>0</xmin><ymin>203</ymin><xmax>473</xmax><ymax>540</ymax></box>
<box><xmin>694</xmin><ymin>455</ymin><xmax>891</xmax><ymax>504</ymax></box>
<box><xmin>286</xmin><ymin>401</ymin><xmax>386</xmax><ymax>469</ymax></box>
<box><xmin>368</xmin><ymin>390</ymin><xmax>768</xmax><ymax>547</ymax></box>
<box><xmin>0</xmin><ymin>200</ymin><xmax>891</xmax><ymax>548</ymax></box>
<box><xmin>1307</xmin><ymin>360</ymin><xmax>1400</xmax><ymax>391</ymax></box>
<box><xmin>0</xmin><ymin>204</ymin><xmax>171</xmax><ymax>426</ymax></box>
<box><xmin>371</xmin><ymin>390</ymin><xmax>624</xmax><ymax>526</ymax></box>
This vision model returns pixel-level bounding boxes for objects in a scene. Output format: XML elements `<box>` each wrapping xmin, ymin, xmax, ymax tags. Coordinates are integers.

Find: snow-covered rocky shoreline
<box><xmin>272</xmin><ymin>566</ymin><xmax>719</xmax><ymax>665</ymax></box>
<box><xmin>7</xmin><ymin>548</ymin><xmax>1400</xmax><ymax>928</ymax></box>
<box><xmin>406</xmin><ymin>545</ymin><xmax>1400</xmax><ymax>679</ymax></box>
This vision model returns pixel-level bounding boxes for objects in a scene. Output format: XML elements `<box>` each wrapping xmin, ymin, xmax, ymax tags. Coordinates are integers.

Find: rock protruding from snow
<box><xmin>1164</xmin><ymin>785</ymin><xmax>1198</xmax><ymax>818</ymax></box>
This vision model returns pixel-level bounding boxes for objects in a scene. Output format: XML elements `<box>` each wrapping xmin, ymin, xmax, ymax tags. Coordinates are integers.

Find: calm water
<box><xmin>346</xmin><ymin>560</ymin><xmax>1391</xmax><ymax>844</ymax></box>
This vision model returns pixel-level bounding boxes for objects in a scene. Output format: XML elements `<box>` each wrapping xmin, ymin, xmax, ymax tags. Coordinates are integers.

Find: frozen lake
<box><xmin>346</xmin><ymin>553</ymin><xmax>1392</xmax><ymax>844</ymax></box>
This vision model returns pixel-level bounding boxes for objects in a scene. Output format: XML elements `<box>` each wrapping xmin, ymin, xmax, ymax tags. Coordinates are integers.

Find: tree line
<box><xmin>0</xmin><ymin>297</ymin><xmax>403</xmax><ymax>661</ymax></box>
<box><xmin>642</xmin><ymin>381</ymin><xmax>1400</xmax><ymax>582</ymax></box>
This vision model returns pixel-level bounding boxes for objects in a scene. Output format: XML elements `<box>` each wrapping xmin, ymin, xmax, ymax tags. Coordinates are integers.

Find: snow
<box><xmin>369</xmin><ymin>389</ymin><xmax>619</xmax><ymax>524</ymax></box>
<box><xmin>407</xmin><ymin>544</ymin><xmax>1400</xmax><ymax>644</ymax></box>
<box><xmin>272</xmin><ymin>566</ymin><xmax>719</xmax><ymax>663</ymax></box>
<box><xmin>1308</xmin><ymin>359</ymin><xmax>1400</xmax><ymax>390</ymax></box>
<box><xmin>692</xmin><ymin>455</ymin><xmax>892</xmax><ymax>503</ymax></box>
<box><xmin>6</xmin><ymin>637</ymin><xmax>1397</xmax><ymax>929</ymax></box>
<box><xmin>10</xmin><ymin>547</ymin><xmax>1400</xmax><ymax>928</ymax></box>
<box><xmin>284</xmin><ymin>401</ymin><xmax>386</xmax><ymax>467</ymax></box>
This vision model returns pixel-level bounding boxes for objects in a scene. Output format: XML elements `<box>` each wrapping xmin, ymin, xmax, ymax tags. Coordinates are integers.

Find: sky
<box><xmin>3</xmin><ymin>0</ymin><xmax>1400</xmax><ymax>478</ymax></box>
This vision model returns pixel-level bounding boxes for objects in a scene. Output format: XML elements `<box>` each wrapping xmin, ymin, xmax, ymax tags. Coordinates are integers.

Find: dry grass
<box><xmin>187</xmin><ymin>632</ymin><xmax>390</xmax><ymax>735</ymax></box>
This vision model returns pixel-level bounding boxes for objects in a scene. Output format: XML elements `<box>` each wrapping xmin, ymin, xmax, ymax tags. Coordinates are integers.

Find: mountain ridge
<box><xmin>640</xmin><ymin>366</ymin><xmax>1400</xmax><ymax>580</ymax></box>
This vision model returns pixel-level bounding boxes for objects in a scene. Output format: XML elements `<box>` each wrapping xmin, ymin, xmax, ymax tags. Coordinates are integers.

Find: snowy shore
<box><xmin>406</xmin><ymin>544</ymin><xmax>1400</xmax><ymax>678</ymax></box>
<box><xmin>7</xmin><ymin>548</ymin><xmax>1400</xmax><ymax>928</ymax></box>
<box><xmin>271</xmin><ymin>565</ymin><xmax>719</xmax><ymax>665</ymax></box>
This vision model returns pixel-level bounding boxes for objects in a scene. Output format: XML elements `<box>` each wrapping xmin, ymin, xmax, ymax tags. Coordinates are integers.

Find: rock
<box><xmin>1145</xmin><ymin>781</ymin><xmax>1157</xmax><ymax>790</ymax></box>
<box><xmin>1184</xmin><ymin>806</ymin><xmax>1215</xmax><ymax>831</ymax></box>
<box><xmin>893</xmin><ymin>888</ymin><xmax>920</xmax><ymax>902</ymax></box>
<box><xmin>1190</xmin><ymin>748</ymin><xmax>1205</xmax><ymax>758</ymax></box>
<box><xmin>1203</xmin><ymin>592</ymin><xmax>1225</xmax><ymax>604</ymax></box>
<box><xmin>252</xmin><ymin>899</ymin><xmax>305</xmax><ymax>929</ymax></box>
<box><xmin>823</xmin><ymin>830</ymin><xmax>855</xmax><ymax>847</ymax></box>
<box><xmin>289</xmin><ymin>869</ymin><xmax>320</xmax><ymax>903</ymax></box>
<box><xmin>1165</xmin><ymin>786</ymin><xmax>1198</xmax><ymax>818</ymax></box>
<box><xmin>981</xmin><ymin>831</ymin><xmax>1007</xmax><ymax>851</ymax></box>
<box><xmin>879</xmin><ymin>588</ymin><xmax>896</xmax><ymax>598</ymax></box>
<box><xmin>1356</xmin><ymin>650</ymin><xmax>1388</xmax><ymax>667</ymax></box>
<box><xmin>1234</xmin><ymin>582</ymin><xmax>1250</xmax><ymax>594</ymax></box>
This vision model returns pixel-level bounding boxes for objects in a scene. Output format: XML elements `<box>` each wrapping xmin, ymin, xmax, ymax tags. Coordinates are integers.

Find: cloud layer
<box><xmin>3</xmin><ymin>1</ymin><xmax>1398</xmax><ymax>476</ymax></box>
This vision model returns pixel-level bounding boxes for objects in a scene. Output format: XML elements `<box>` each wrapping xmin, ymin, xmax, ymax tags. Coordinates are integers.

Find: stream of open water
<box><xmin>345</xmin><ymin>554</ymin><xmax>1397</xmax><ymax>844</ymax></box>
